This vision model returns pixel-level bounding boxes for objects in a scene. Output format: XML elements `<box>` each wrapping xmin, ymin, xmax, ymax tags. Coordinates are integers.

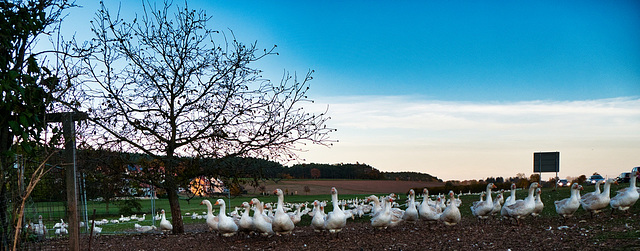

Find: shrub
<box><xmin>116</xmin><ymin>198</ymin><xmax>142</xmax><ymax>215</ymax></box>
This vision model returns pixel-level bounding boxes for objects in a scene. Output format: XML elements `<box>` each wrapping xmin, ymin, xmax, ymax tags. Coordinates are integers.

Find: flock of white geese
<box><xmin>161</xmin><ymin>170</ymin><xmax>638</xmax><ymax>236</ymax></box>
<box><xmin>28</xmin><ymin>171</ymin><xmax>639</xmax><ymax>238</ymax></box>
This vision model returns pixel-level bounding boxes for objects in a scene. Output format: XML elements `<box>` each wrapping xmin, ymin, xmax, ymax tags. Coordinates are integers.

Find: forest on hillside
<box><xmin>221</xmin><ymin>157</ymin><xmax>442</xmax><ymax>182</ymax></box>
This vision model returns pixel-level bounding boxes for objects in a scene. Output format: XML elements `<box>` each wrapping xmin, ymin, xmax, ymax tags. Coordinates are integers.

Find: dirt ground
<box><xmin>38</xmin><ymin>213</ymin><xmax>640</xmax><ymax>250</ymax></box>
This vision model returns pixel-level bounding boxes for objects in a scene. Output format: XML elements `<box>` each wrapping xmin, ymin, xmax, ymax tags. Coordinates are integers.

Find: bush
<box><xmin>116</xmin><ymin>198</ymin><xmax>142</xmax><ymax>215</ymax></box>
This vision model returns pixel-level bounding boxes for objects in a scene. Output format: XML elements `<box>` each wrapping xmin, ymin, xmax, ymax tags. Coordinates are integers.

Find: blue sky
<box><xmin>201</xmin><ymin>0</ymin><xmax>640</xmax><ymax>100</ymax></box>
<box><xmin>59</xmin><ymin>1</ymin><xmax>640</xmax><ymax>181</ymax></box>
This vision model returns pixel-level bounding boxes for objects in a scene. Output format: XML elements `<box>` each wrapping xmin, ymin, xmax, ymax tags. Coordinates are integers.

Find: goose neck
<box><xmin>528</xmin><ymin>186</ymin><xmax>536</xmax><ymax>197</ymax></box>
<box><xmin>278</xmin><ymin>194</ymin><xmax>285</xmax><ymax>210</ymax></box>
<box><xmin>603</xmin><ymin>181</ymin><xmax>612</xmax><ymax>194</ymax></box>
<box><xmin>219</xmin><ymin>202</ymin><xmax>226</xmax><ymax>215</ymax></box>
<box><xmin>485</xmin><ymin>187</ymin><xmax>493</xmax><ymax>203</ymax></box>
<box><xmin>204</xmin><ymin>200</ymin><xmax>213</xmax><ymax>215</ymax></box>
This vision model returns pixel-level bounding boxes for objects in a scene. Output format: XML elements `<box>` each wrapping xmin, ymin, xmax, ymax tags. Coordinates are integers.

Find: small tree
<box><xmin>529</xmin><ymin>173</ymin><xmax>540</xmax><ymax>183</ymax></box>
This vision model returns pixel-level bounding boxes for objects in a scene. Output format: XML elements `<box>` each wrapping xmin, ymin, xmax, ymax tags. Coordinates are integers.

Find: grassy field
<box><xmin>27</xmin><ymin>182</ymin><xmax>640</xmax><ymax>236</ymax></box>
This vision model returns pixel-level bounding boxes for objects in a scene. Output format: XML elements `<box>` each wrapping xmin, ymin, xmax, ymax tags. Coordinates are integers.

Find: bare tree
<box><xmin>68</xmin><ymin>2</ymin><xmax>335</xmax><ymax>233</ymax></box>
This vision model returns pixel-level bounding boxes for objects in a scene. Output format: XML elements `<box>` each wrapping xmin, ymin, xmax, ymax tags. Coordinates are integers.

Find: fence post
<box><xmin>48</xmin><ymin>112</ymin><xmax>87</xmax><ymax>251</ymax></box>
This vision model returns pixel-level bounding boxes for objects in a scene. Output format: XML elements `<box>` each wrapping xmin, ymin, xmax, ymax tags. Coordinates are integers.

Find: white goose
<box><xmin>503</xmin><ymin>182</ymin><xmax>540</xmax><ymax>224</ymax></box>
<box><xmin>53</xmin><ymin>219</ymin><xmax>67</xmax><ymax>229</ymax></box>
<box><xmin>490</xmin><ymin>192</ymin><xmax>503</xmax><ymax>216</ymax></box>
<box><xmin>214</xmin><ymin>199</ymin><xmax>238</xmax><ymax>237</ymax></box>
<box><xmin>134</xmin><ymin>223</ymin><xmax>157</xmax><ymax>233</ymax></box>
<box><xmin>159</xmin><ymin>209</ymin><xmax>173</xmax><ymax>233</ymax></box>
<box><xmin>272</xmin><ymin>189</ymin><xmax>295</xmax><ymax>235</ymax></box>
<box><xmin>250</xmin><ymin>198</ymin><xmax>274</xmax><ymax>236</ymax></box>
<box><xmin>419</xmin><ymin>190</ymin><xmax>441</xmax><ymax>222</ymax></box>
<box><xmin>92</xmin><ymin>226</ymin><xmax>102</xmax><ymax>236</ymax></box>
<box><xmin>310</xmin><ymin>200</ymin><xmax>326</xmax><ymax>232</ymax></box>
<box><xmin>371</xmin><ymin>196</ymin><xmax>393</xmax><ymax>229</ymax></box>
<box><xmin>421</xmin><ymin>188</ymin><xmax>436</xmax><ymax>207</ymax></box>
<box><xmin>555</xmin><ymin>183</ymin><xmax>583</xmax><ymax>220</ymax></box>
<box><xmin>200</xmin><ymin>199</ymin><xmax>218</xmax><ymax>232</ymax></box>
<box><xmin>53</xmin><ymin>219</ymin><xmax>68</xmax><ymax>236</ymax></box>
<box><xmin>324</xmin><ymin>187</ymin><xmax>348</xmax><ymax>233</ymax></box>
<box><xmin>402</xmin><ymin>189</ymin><xmax>419</xmax><ymax>222</ymax></box>
<box><xmin>386</xmin><ymin>196</ymin><xmax>405</xmax><ymax>227</ymax></box>
<box><xmin>532</xmin><ymin>188</ymin><xmax>544</xmax><ymax>216</ymax></box>
<box><xmin>580</xmin><ymin>178</ymin><xmax>616</xmax><ymax>217</ymax></box>
<box><xmin>439</xmin><ymin>191</ymin><xmax>461</xmax><ymax>226</ymax></box>
<box><xmin>453</xmin><ymin>192</ymin><xmax>463</xmax><ymax>207</ymax></box>
<box><xmin>238</xmin><ymin>201</ymin><xmax>254</xmax><ymax>233</ymax></box>
<box><xmin>610</xmin><ymin>171</ymin><xmax>639</xmax><ymax>212</ymax></box>
<box><xmin>435</xmin><ymin>194</ymin><xmax>446</xmax><ymax>212</ymax></box>
<box><xmin>55</xmin><ymin>226</ymin><xmax>68</xmax><ymax>236</ymax></box>
<box><xmin>367</xmin><ymin>195</ymin><xmax>383</xmax><ymax>217</ymax></box>
<box><xmin>581</xmin><ymin>179</ymin><xmax>603</xmax><ymax>201</ymax></box>
<box><xmin>501</xmin><ymin>183</ymin><xmax>517</xmax><ymax>217</ymax></box>
<box><xmin>287</xmin><ymin>204</ymin><xmax>304</xmax><ymax>225</ymax></box>
<box><xmin>470</xmin><ymin>183</ymin><xmax>497</xmax><ymax>220</ymax></box>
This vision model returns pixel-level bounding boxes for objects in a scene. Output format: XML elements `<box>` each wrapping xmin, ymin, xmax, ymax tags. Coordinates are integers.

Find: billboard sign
<box><xmin>533</xmin><ymin>152</ymin><xmax>559</xmax><ymax>172</ymax></box>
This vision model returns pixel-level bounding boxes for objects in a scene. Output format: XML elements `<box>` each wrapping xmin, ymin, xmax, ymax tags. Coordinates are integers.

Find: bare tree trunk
<box><xmin>166</xmin><ymin>187</ymin><xmax>183</xmax><ymax>234</ymax></box>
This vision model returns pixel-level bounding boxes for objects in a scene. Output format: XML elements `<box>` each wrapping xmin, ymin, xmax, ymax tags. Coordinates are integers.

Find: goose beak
<box><xmin>214</xmin><ymin>201</ymin><xmax>220</xmax><ymax>206</ymax></box>
<box><xmin>492</xmin><ymin>184</ymin><xmax>497</xmax><ymax>189</ymax></box>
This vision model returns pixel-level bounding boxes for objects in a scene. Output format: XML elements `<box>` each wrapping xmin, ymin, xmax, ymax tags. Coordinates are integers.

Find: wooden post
<box><xmin>47</xmin><ymin>112</ymin><xmax>87</xmax><ymax>251</ymax></box>
<box><xmin>63</xmin><ymin>115</ymin><xmax>79</xmax><ymax>251</ymax></box>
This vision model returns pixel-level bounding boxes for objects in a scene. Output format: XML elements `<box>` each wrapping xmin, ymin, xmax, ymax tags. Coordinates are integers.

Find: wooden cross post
<box><xmin>47</xmin><ymin>112</ymin><xmax>87</xmax><ymax>251</ymax></box>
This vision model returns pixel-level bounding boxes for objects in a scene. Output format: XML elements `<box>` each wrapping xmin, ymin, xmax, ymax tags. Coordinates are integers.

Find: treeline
<box><xmin>225</xmin><ymin>158</ymin><xmax>441</xmax><ymax>182</ymax></box>
<box><xmin>30</xmin><ymin>150</ymin><xmax>443</xmax><ymax>202</ymax></box>
<box><xmin>383</xmin><ymin>171</ymin><xmax>442</xmax><ymax>182</ymax></box>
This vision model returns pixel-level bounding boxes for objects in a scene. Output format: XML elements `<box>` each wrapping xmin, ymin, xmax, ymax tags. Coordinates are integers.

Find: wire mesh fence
<box><xmin>0</xmin><ymin>152</ymin><xmax>162</xmax><ymax>251</ymax></box>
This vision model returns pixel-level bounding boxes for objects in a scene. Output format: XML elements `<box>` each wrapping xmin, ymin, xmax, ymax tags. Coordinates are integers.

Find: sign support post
<box><xmin>533</xmin><ymin>151</ymin><xmax>560</xmax><ymax>190</ymax></box>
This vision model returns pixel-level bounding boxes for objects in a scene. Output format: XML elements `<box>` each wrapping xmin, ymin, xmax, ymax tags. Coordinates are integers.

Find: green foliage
<box><xmin>1</xmin><ymin>1</ymin><xmax>58</xmax><ymax>158</ymax></box>
<box><xmin>116</xmin><ymin>199</ymin><xmax>142</xmax><ymax>216</ymax></box>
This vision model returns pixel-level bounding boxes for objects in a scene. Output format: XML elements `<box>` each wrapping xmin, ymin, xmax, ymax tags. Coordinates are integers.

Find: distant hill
<box><xmin>276</xmin><ymin>162</ymin><xmax>441</xmax><ymax>182</ymax></box>
<box><xmin>382</xmin><ymin>171</ymin><xmax>443</xmax><ymax>182</ymax></box>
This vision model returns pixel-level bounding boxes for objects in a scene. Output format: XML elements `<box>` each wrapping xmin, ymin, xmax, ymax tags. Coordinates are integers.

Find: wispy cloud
<box><xmin>300</xmin><ymin>96</ymin><xmax>640</xmax><ymax>181</ymax></box>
